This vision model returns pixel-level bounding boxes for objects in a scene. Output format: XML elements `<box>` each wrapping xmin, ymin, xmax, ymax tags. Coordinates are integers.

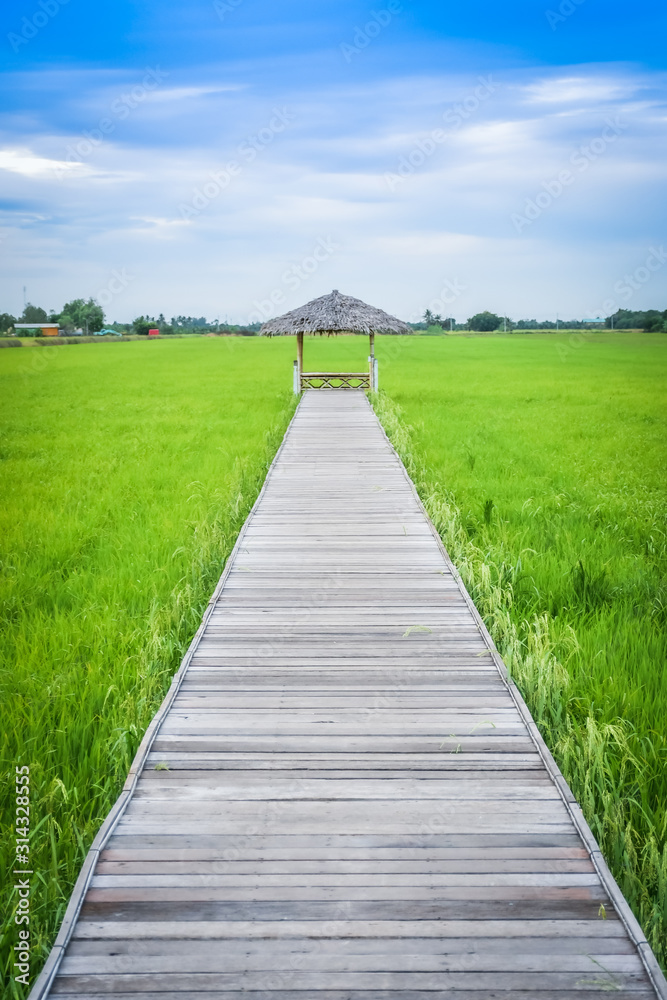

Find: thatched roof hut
<box><xmin>261</xmin><ymin>290</ymin><xmax>412</xmax><ymax>392</ymax></box>
<box><xmin>260</xmin><ymin>289</ymin><xmax>412</xmax><ymax>337</ymax></box>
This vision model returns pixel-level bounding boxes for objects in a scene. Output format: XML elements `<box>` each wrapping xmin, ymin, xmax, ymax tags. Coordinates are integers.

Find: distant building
<box><xmin>15</xmin><ymin>323</ymin><xmax>60</xmax><ymax>337</ymax></box>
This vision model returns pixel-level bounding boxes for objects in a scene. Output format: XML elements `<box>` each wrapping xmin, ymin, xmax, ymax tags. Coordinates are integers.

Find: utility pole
<box><xmin>503</xmin><ymin>316</ymin><xmax>507</xmax><ymax>332</ymax></box>
<box><xmin>23</xmin><ymin>286</ymin><xmax>27</xmax><ymax>309</ymax></box>
<box><xmin>556</xmin><ymin>313</ymin><xmax>559</xmax><ymax>330</ymax></box>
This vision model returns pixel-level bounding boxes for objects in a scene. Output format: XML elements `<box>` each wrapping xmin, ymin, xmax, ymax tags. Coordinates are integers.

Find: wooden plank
<box><xmin>71</xmin><ymin>917</ymin><xmax>626</xmax><ymax>939</ymax></box>
<box><xmin>99</xmin><ymin>846</ymin><xmax>589</xmax><ymax>861</ymax></box>
<box><xmin>78</xmin><ymin>897</ymin><xmax>617</xmax><ymax>923</ymax></box>
<box><xmin>59</xmin><ymin>944</ymin><xmax>644</xmax><ymax>974</ymax></box>
<box><xmin>131</xmin><ymin>780</ymin><xmax>559</xmax><ymax>800</ymax></box>
<box><xmin>49</xmin><ymin>991</ymin><xmax>659</xmax><ymax>1000</ymax></box>
<box><xmin>49</xmin><ymin>982</ymin><xmax>655</xmax><ymax>1000</ymax></box>
<box><xmin>49</xmin><ymin>970</ymin><xmax>655</xmax><ymax>991</ymax></box>
<box><xmin>95</xmin><ymin>859</ymin><xmax>595</xmax><ymax>876</ymax></box>
<box><xmin>84</xmin><ymin>884</ymin><xmax>605</xmax><ymax>902</ymax></box>
<box><xmin>104</xmin><ymin>832</ymin><xmax>585</xmax><ymax>850</ymax></box>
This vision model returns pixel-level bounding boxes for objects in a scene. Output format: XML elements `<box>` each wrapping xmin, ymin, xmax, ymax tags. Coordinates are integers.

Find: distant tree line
<box><xmin>412</xmin><ymin>308</ymin><xmax>667</xmax><ymax>333</ymax></box>
<box><xmin>606</xmin><ymin>309</ymin><xmax>667</xmax><ymax>332</ymax></box>
<box><xmin>0</xmin><ymin>302</ymin><xmax>263</xmax><ymax>337</ymax></box>
<box><xmin>125</xmin><ymin>315</ymin><xmax>261</xmax><ymax>336</ymax></box>
<box><xmin>4</xmin><ymin>300</ymin><xmax>665</xmax><ymax>339</ymax></box>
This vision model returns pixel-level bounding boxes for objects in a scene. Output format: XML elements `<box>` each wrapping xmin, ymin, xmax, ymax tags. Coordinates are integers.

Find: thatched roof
<box><xmin>260</xmin><ymin>290</ymin><xmax>413</xmax><ymax>336</ymax></box>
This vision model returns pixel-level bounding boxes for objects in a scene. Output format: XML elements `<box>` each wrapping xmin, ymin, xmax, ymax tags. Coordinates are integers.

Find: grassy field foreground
<box><xmin>0</xmin><ymin>337</ymin><xmax>297</xmax><ymax>997</ymax></box>
<box><xmin>1</xmin><ymin>332</ymin><xmax>666</xmax><ymax>991</ymax></box>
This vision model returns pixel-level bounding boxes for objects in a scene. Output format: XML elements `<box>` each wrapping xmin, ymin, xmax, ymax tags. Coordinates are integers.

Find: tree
<box><xmin>642</xmin><ymin>309</ymin><xmax>667</xmax><ymax>333</ymax></box>
<box><xmin>467</xmin><ymin>311</ymin><xmax>501</xmax><ymax>332</ymax></box>
<box><xmin>21</xmin><ymin>303</ymin><xmax>48</xmax><ymax>323</ymax></box>
<box><xmin>155</xmin><ymin>313</ymin><xmax>174</xmax><ymax>335</ymax></box>
<box><xmin>423</xmin><ymin>309</ymin><xmax>445</xmax><ymax>329</ymax></box>
<box><xmin>0</xmin><ymin>312</ymin><xmax>17</xmax><ymax>334</ymax></box>
<box><xmin>132</xmin><ymin>316</ymin><xmax>153</xmax><ymax>336</ymax></box>
<box><xmin>606</xmin><ymin>308</ymin><xmax>667</xmax><ymax>331</ymax></box>
<box><xmin>58</xmin><ymin>298</ymin><xmax>104</xmax><ymax>333</ymax></box>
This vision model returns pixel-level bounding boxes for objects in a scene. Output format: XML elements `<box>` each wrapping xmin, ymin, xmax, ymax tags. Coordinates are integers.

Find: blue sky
<box><xmin>1</xmin><ymin>0</ymin><xmax>666</xmax><ymax>323</ymax></box>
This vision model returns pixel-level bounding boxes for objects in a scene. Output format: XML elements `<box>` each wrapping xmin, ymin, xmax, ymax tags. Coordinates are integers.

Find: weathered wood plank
<box><xmin>71</xmin><ymin>917</ymin><xmax>625</xmax><ymax>939</ymax></box>
<box><xmin>78</xmin><ymin>897</ymin><xmax>617</xmax><ymax>923</ymax></box>
<box><xmin>49</xmin><ymin>970</ymin><xmax>655</xmax><ymax>992</ymax></box>
<box><xmin>84</xmin><ymin>885</ymin><xmax>608</xmax><ymax>902</ymax></box>
<box><xmin>95</xmin><ymin>858</ymin><xmax>595</xmax><ymax>875</ymax></box>
<box><xmin>60</xmin><ymin>944</ymin><xmax>644</xmax><ymax>974</ymax></box>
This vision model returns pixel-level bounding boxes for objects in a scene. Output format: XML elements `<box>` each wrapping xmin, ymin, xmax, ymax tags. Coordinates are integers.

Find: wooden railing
<box><xmin>301</xmin><ymin>371</ymin><xmax>370</xmax><ymax>390</ymax></box>
<box><xmin>294</xmin><ymin>361</ymin><xmax>378</xmax><ymax>392</ymax></box>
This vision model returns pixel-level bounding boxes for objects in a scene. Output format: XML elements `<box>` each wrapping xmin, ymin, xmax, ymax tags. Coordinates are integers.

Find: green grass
<box><xmin>2</xmin><ymin>331</ymin><xmax>666</xmax><ymax>990</ymax></box>
<box><xmin>0</xmin><ymin>337</ymin><xmax>297</xmax><ymax>998</ymax></box>
<box><xmin>364</xmin><ymin>331</ymin><xmax>667</xmax><ymax>965</ymax></box>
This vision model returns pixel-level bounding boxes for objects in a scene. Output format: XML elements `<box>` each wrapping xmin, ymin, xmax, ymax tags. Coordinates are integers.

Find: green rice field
<box><xmin>1</xmin><ymin>332</ymin><xmax>666</xmax><ymax>995</ymax></box>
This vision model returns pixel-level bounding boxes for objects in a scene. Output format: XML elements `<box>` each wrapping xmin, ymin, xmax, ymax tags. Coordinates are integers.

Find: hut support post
<box><xmin>296</xmin><ymin>332</ymin><xmax>304</xmax><ymax>393</ymax></box>
<box><xmin>369</xmin><ymin>332</ymin><xmax>377</xmax><ymax>391</ymax></box>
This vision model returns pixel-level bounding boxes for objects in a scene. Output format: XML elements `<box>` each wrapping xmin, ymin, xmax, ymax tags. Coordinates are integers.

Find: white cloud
<box><xmin>128</xmin><ymin>216</ymin><xmax>193</xmax><ymax>238</ymax></box>
<box><xmin>523</xmin><ymin>76</ymin><xmax>639</xmax><ymax>104</ymax></box>
<box><xmin>146</xmin><ymin>85</ymin><xmax>244</xmax><ymax>102</ymax></box>
<box><xmin>0</xmin><ymin>147</ymin><xmax>91</xmax><ymax>178</ymax></box>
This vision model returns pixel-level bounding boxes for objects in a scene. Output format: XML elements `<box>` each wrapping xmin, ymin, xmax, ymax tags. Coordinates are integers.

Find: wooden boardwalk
<box><xmin>34</xmin><ymin>391</ymin><xmax>666</xmax><ymax>1000</ymax></box>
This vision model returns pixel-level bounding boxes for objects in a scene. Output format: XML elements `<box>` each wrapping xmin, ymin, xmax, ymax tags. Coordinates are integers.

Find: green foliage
<box><xmin>467</xmin><ymin>310</ymin><xmax>502</xmax><ymax>331</ymax></box>
<box><xmin>0</xmin><ymin>338</ymin><xmax>297</xmax><ymax>997</ymax></box>
<box><xmin>20</xmin><ymin>303</ymin><xmax>47</xmax><ymax>324</ymax></box>
<box><xmin>369</xmin><ymin>330</ymin><xmax>667</xmax><ymax>968</ymax></box>
<box><xmin>0</xmin><ymin>313</ymin><xmax>17</xmax><ymax>335</ymax></box>
<box><xmin>642</xmin><ymin>309</ymin><xmax>667</xmax><ymax>333</ymax></box>
<box><xmin>57</xmin><ymin>298</ymin><xmax>104</xmax><ymax>334</ymax></box>
<box><xmin>607</xmin><ymin>308</ymin><xmax>667</xmax><ymax>332</ymax></box>
<box><xmin>132</xmin><ymin>315</ymin><xmax>153</xmax><ymax>336</ymax></box>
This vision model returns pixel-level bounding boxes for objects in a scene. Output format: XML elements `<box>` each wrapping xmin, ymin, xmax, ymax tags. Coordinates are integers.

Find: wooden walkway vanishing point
<box><xmin>33</xmin><ymin>391</ymin><xmax>667</xmax><ymax>1000</ymax></box>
